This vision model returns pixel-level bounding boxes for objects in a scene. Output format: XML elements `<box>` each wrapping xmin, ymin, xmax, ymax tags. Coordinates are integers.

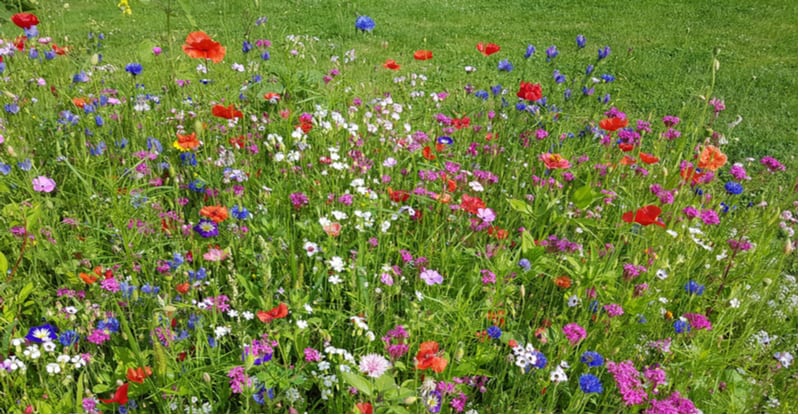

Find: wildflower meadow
<box><xmin>0</xmin><ymin>1</ymin><xmax>797</xmax><ymax>413</ymax></box>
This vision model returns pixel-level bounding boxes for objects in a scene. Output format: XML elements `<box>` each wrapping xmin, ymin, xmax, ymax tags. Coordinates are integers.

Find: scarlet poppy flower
<box><xmin>622</xmin><ymin>205</ymin><xmax>666</xmax><ymax>228</ymax></box>
<box><xmin>460</xmin><ymin>194</ymin><xmax>486</xmax><ymax>215</ymax></box>
<box><xmin>355</xmin><ymin>402</ymin><xmax>373</xmax><ymax>414</ymax></box>
<box><xmin>516</xmin><ymin>81</ymin><xmax>543</xmax><ymax>103</ymax></box>
<box><xmin>508</xmin><ymin>339</ymin><xmax>518</xmax><ymax>348</ymax></box>
<box><xmin>618</xmin><ymin>142</ymin><xmax>635</xmax><ymax>152</ymax></box>
<box><xmin>413</xmin><ymin>50</ymin><xmax>433</xmax><ymax>60</ymax></box>
<box><xmin>620</xmin><ymin>155</ymin><xmax>637</xmax><ymax>166</ymax></box>
<box><xmin>387</xmin><ymin>188</ymin><xmax>410</xmax><ymax>203</ymax></box>
<box><xmin>422</xmin><ymin>146</ymin><xmax>436</xmax><ymax>160</ymax></box>
<box><xmin>476</xmin><ymin>42</ymin><xmax>500</xmax><ymax>56</ymax></box>
<box><xmin>174</xmin><ymin>132</ymin><xmax>200</xmax><ymax>152</ymax></box>
<box><xmin>488</xmin><ymin>226</ymin><xmax>509</xmax><ymax>240</ymax></box>
<box><xmin>599</xmin><ymin>117</ymin><xmax>628</xmax><ymax>131</ymax></box>
<box><xmin>126</xmin><ymin>366</ymin><xmax>152</xmax><ymax>384</ymax></box>
<box><xmin>79</xmin><ymin>272</ymin><xmax>97</xmax><ymax>285</ymax></box>
<box><xmin>182</xmin><ymin>31</ymin><xmax>226</xmax><ymax>63</ymax></box>
<box><xmin>257</xmin><ymin>303</ymin><xmax>289</xmax><ymax>323</ymax></box>
<box><xmin>100</xmin><ymin>383</ymin><xmax>129</xmax><ymax>405</ymax></box>
<box><xmin>696</xmin><ymin>145</ymin><xmax>727</xmax><ymax>171</ymax></box>
<box><xmin>175</xmin><ymin>282</ymin><xmax>190</xmax><ymax>294</ymax></box>
<box><xmin>212</xmin><ymin>104</ymin><xmax>243</xmax><ymax>119</ymax></box>
<box><xmin>680</xmin><ymin>166</ymin><xmax>702</xmax><ymax>185</ymax></box>
<box><xmin>638</xmin><ymin>152</ymin><xmax>660</xmax><ymax>164</ymax></box>
<box><xmin>415</xmin><ymin>341</ymin><xmax>448</xmax><ymax>373</ymax></box>
<box><xmin>540</xmin><ymin>153</ymin><xmax>571</xmax><ymax>169</ymax></box>
<box><xmin>51</xmin><ymin>44</ymin><xmax>68</xmax><ymax>55</ymax></box>
<box><xmin>263</xmin><ymin>92</ymin><xmax>281</xmax><ymax>103</ymax></box>
<box><xmin>11</xmin><ymin>13</ymin><xmax>39</xmax><ymax>29</ymax></box>
<box><xmin>452</xmin><ymin>116</ymin><xmax>471</xmax><ymax>130</ymax></box>
<box><xmin>200</xmin><ymin>205</ymin><xmax>228</xmax><ymax>223</ymax></box>
<box><xmin>554</xmin><ymin>275</ymin><xmax>572</xmax><ymax>289</ymax></box>
<box><xmin>383</xmin><ymin>59</ymin><xmax>400</xmax><ymax>70</ymax></box>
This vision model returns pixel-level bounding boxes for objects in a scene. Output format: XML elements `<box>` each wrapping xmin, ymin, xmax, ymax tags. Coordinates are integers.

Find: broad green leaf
<box><xmin>0</xmin><ymin>251</ymin><xmax>7</xmax><ymax>277</ymax></box>
<box><xmin>571</xmin><ymin>184</ymin><xmax>599</xmax><ymax>209</ymax></box>
<box><xmin>506</xmin><ymin>198</ymin><xmax>534</xmax><ymax>216</ymax></box>
<box><xmin>341</xmin><ymin>371</ymin><xmax>373</xmax><ymax>397</ymax></box>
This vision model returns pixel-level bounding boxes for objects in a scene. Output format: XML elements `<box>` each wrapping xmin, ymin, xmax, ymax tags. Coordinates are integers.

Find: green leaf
<box><xmin>0</xmin><ymin>251</ymin><xmax>7</xmax><ymax>278</ymax></box>
<box><xmin>506</xmin><ymin>198</ymin><xmax>534</xmax><ymax>216</ymax></box>
<box><xmin>17</xmin><ymin>282</ymin><xmax>34</xmax><ymax>304</ymax></box>
<box><xmin>175</xmin><ymin>0</ymin><xmax>198</xmax><ymax>28</ymax></box>
<box><xmin>571</xmin><ymin>184</ymin><xmax>599</xmax><ymax>209</ymax></box>
<box><xmin>374</xmin><ymin>373</ymin><xmax>396</xmax><ymax>393</ymax></box>
<box><xmin>341</xmin><ymin>371</ymin><xmax>373</xmax><ymax>397</ymax></box>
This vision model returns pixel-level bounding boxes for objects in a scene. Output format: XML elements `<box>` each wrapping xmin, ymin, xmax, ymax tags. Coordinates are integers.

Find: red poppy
<box><xmin>175</xmin><ymin>282</ymin><xmax>190</xmax><ymax>294</ymax></box>
<box><xmin>323</xmin><ymin>222</ymin><xmax>341</xmax><ymax>237</ymax></box>
<box><xmin>355</xmin><ymin>402</ymin><xmax>373</xmax><ymax>414</ymax></box>
<box><xmin>599</xmin><ymin>117</ymin><xmax>628</xmax><ymax>131</ymax></box>
<box><xmin>413</xmin><ymin>50</ymin><xmax>433</xmax><ymax>60</ymax></box>
<box><xmin>100</xmin><ymin>383</ymin><xmax>129</xmax><ymax>405</ymax></box>
<box><xmin>422</xmin><ymin>146</ymin><xmax>436</xmax><ymax>160</ymax></box>
<box><xmin>11</xmin><ymin>13</ymin><xmax>39</xmax><ymax>29</ymax></box>
<box><xmin>618</xmin><ymin>142</ymin><xmax>635</xmax><ymax>152</ymax></box>
<box><xmin>51</xmin><ymin>44</ymin><xmax>69</xmax><ymax>55</ymax></box>
<box><xmin>182</xmin><ymin>31</ymin><xmax>226</xmax><ymax>63</ymax></box>
<box><xmin>212</xmin><ymin>104</ymin><xmax>243</xmax><ymax>119</ymax></box>
<box><xmin>263</xmin><ymin>92</ymin><xmax>281</xmax><ymax>103</ymax></box>
<box><xmin>415</xmin><ymin>341</ymin><xmax>448</xmax><ymax>373</ymax></box>
<box><xmin>638</xmin><ymin>152</ymin><xmax>660</xmax><ymax>164</ymax></box>
<box><xmin>452</xmin><ymin>116</ymin><xmax>471</xmax><ymax>130</ymax></box>
<box><xmin>460</xmin><ymin>194</ymin><xmax>486</xmax><ymax>215</ymax></box>
<box><xmin>622</xmin><ymin>205</ymin><xmax>666</xmax><ymax>228</ymax></box>
<box><xmin>126</xmin><ymin>366</ymin><xmax>153</xmax><ymax>384</ymax></box>
<box><xmin>383</xmin><ymin>59</ymin><xmax>400</xmax><ymax>70</ymax></box>
<box><xmin>620</xmin><ymin>155</ymin><xmax>637</xmax><ymax>166</ymax></box>
<box><xmin>516</xmin><ymin>81</ymin><xmax>543</xmax><ymax>103</ymax></box>
<box><xmin>387</xmin><ymin>187</ymin><xmax>410</xmax><ymax>203</ymax></box>
<box><xmin>199</xmin><ymin>205</ymin><xmax>228</xmax><ymax>223</ymax></box>
<box><xmin>554</xmin><ymin>275</ymin><xmax>572</xmax><ymax>289</ymax></box>
<box><xmin>257</xmin><ymin>303</ymin><xmax>289</xmax><ymax>323</ymax></box>
<box><xmin>476</xmin><ymin>42</ymin><xmax>500</xmax><ymax>56</ymax></box>
<box><xmin>174</xmin><ymin>132</ymin><xmax>200</xmax><ymax>152</ymax></box>
<box><xmin>79</xmin><ymin>272</ymin><xmax>98</xmax><ymax>285</ymax></box>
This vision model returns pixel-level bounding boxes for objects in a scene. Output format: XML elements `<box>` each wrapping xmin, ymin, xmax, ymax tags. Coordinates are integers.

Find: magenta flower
<box><xmin>563</xmin><ymin>323</ymin><xmax>587</xmax><ymax>345</ymax></box>
<box><xmin>683</xmin><ymin>313</ymin><xmax>712</xmax><ymax>330</ymax></box>
<box><xmin>604</xmin><ymin>303</ymin><xmax>624</xmax><ymax>317</ymax></box>
<box><xmin>420</xmin><ymin>269</ymin><xmax>444</xmax><ymax>285</ymax></box>
<box><xmin>32</xmin><ymin>175</ymin><xmax>56</xmax><ymax>192</ymax></box>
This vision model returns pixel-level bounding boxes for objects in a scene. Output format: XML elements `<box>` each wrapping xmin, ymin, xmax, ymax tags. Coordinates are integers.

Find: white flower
<box><xmin>327</xmin><ymin>256</ymin><xmax>345</xmax><ymax>272</ymax></box>
<box><xmin>296</xmin><ymin>320</ymin><xmax>308</xmax><ymax>329</ymax></box>
<box><xmin>231</xmin><ymin>63</ymin><xmax>245</xmax><ymax>72</ymax></box>
<box><xmin>549</xmin><ymin>366</ymin><xmax>568</xmax><ymax>383</ymax></box>
<box><xmin>656</xmin><ymin>269</ymin><xmax>668</xmax><ymax>280</ymax></box>
<box><xmin>46</xmin><ymin>362</ymin><xmax>61</xmax><ymax>375</ymax></box>
<box><xmin>56</xmin><ymin>354</ymin><xmax>71</xmax><ymax>364</ymax></box>
<box><xmin>328</xmin><ymin>274</ymin><xmax>343</xmax><ymax>285</ymax></box>
<box><xmin>303</xmin><ymin>241</ymin><xmax>320</xmax><ymax>257</ymax></box>
<box><xmin>214</xmin><ymin>325</ymin><xmax>231</xmax><ymax>339</ymax></box>
<box><xmin>331</xmin><ymin>210</ymin><xmax>348</xmax><ymax>221</ymax></box>
<box><xmin>227</xmin><ymin>309</ymin><xmax>239</xmax><ymax>318</ymax></box>
<box><xmin>304</xmin><ymin>303</ymin><xmax>314</xmax><ymax>314</ymax></box>
<box><xmin>567</xmin><ymin>295</ymin><xmax>580</xmax><ymax>307</ymax></box>
<box><xmin>729</xmin><ymin>298</ymin><xmax>741</xmax><ymax>308</ymax></box>
<box><xmin>469</xmin><ymin>181</ymin><xmax>485</xmax><ymax>192</ymax></box>
<box><xmin>42</xmin><ymin>341</ymin><xmax>56</xmax><ymax>353</ymax></box>
<box><xmin>10</xmin><ymin>337</ymin><xmax>25</xmax><ymax>347</ymax></box>
<box><xmin>23</xmin><ymin>345</ymin><xmax>41</xmax><ymax>360</ymax></box>
<box><xmin>242</xmin><ymin>311</ymin><xmax>255</xmax><ymax>320</ymax></box>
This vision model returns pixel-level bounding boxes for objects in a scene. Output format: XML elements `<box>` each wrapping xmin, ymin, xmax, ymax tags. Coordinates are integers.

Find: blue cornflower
<box><xmin>579</xmin><ymin>374</ymin><xmax>603</xmax><ymax>393</ymax></box>
<box><xmin>589</xmin><ymin>300</ymin><xmax>599</xmax><ymax>313</ymax></box>
<box><xmin>0</xmin><ymin>62</ymin><xmax>5</xmax><ymax>73</ymax></box>
<box><xmin>261</xmin><ymin>51</ymin><xmax>270</xmax><ymax>60</ymax></box>
<box><xmin>515</xmin><ymin>102</ymin><xmax>527</xmax><ymax>111</ymax></box>
<box><xmin>524</xmin><ymin>44</ymin><xmax>536</xmax><ymax>59</ymax></box>
<box><xmin>437</xmin><ymin>136</ymin><xmax>454</xmax><ymax>145</ymax></box>
<box><xmin>125</xmin><ymin>63</ymin><xmax>143</xmax><ymax>76</ymax></box>
<box><xmin>24</xmin><ymin>25</ymin><xmax>38</xmax><ymax>38</ymax></box>
<box><xmin>95</xmin><ymin>115</ymin><xmax>105</xmax><ymax>127</ymax></box>
<box><xmin>582</xmin><ymin>86</ymin><xmax>595</xmax><ymax>96</ymax></box>
<box><xmin>600</xmin><ymin>74</ymin><xmax>615</xmax><ymax>83</ymax></box>
<box><xmin>490</xmin><ymin>84</ymin><xmax>503</xmax><ymax>96</ymax></box>
<box><xmin>599</xmin><ymin>93</ymin><xmax>611</xmax><ymax>104</ymax></box>
<box><xmin>146</xmin><ymin>136</ymin><xmax>162</xmax><ymax>153</ymax></box>
<box><xmin>141</xmin><ymin>284</ymin><xmax>160</xmax><ymax>295</ymax></box>
<box><xmin>564</xmin><ymin>88</ymin><xmax>572</xmax><ymax>100</ymax></box>
<box><xmin>231</xmin><ymin>205</ymin><xmax>251</xmax><ymax>220</ymax></box>
<box><xmin>498</xmin><ymin>59</ymin><xmax>513</xmax><ymax>72</ymax></box>
<box><xmin>518</xmin><ymin>258</ymin><xmax>531</xmax><ymax>271</ymax></box>
<box><xmin>44</xmin><ymin>50</ymin><xmax>56</xmax><ymax>60</ymax></box>
<box><xmin>724</xmin><ymin>181</ymin><xmax>743</xmax><ymax>195</ymax></box>
<box><xmin>580</xmin><ymin>351</ymin><xmax>605</xmax><ymax>367</ymax></box>
<box><xmin>586</xmin><ymin>64</ymin><xmax>595</xmax><ymax>75</ymax></box>
<box><xmin>208</xmin><ymin>335</ymin><xmax>217</xmax><ymax>348</ymax></box>
<box><xmin>194</xmin><ymin>220</ymin><xmax>218</xmax><ymax>238</ymax></box>
<box><xmin>4</xmin><ymin>103</ymin><xmax>19</xmax><ymax>114</ymax></box>
<box><xmin>187</xmin><ymin>313</ymin><xmax>201</xmax><ymax>330</ymax></box>
<box><xmin>180</xmin><ymin>152</ymin><xmax>197</xmax><ymax>166</ymax></box>
<box><xmin>474</xmin><ymin>90</ymin><xmax>489</xmax><ymax>100</ymax></box>
<box><xmin>598</xmin><ymin>46</ymin><xmax>611</xmax><ymax>60</ymax></box>
<box><xmin>546</xmin><ymin>45</ymin><xmax>558</xmax><ymax>62</ymax></box>
<box><xmin>89</xmin><ymin>141</ymin><xmax>106</xmax><ymax>156</ymax></box>
<box><xmin>29</xmin><ymin>48</ymin><xmax>39</xmax><ymax>59</ymax></box>
<box><xmin>684</xmin><ymin>280</ymin><xmax>705</xmax><ymax>295</ymax></box>
<box><xmin>17</xmin><ymin>159</ymin><xmax>32</xmax><ymax>171</ymax></box>
<box><xmin>97</xmin><ymin>317</ymin><xmax>120</xmax><ymax>333</ymax></box>
<box><xmin>188</xmin><ymin>180</ymin><xmax>206</xmax><ymax>193</ymax></box>
<box><xmin>673</xmin><ymin>319</ymin><xmax>691</xmax><ymax>334</ymax></box>
<box><xmin>72</xmin><ymin>71</ymin><xmax>90</xmax><ymax>83</ymax></box>
<box><xmin>355</xmin><ymin>16</ymin><xmax>376</xmax><ymax>32</ymax></box>
<box><xmin>553</xmin><ymin>69</ymin><xmax>566</xmax><ymax>84</ymax></box>
<box><xmin>532</xmin><ymin>351</ymin><xmax>547</xmax><ymax>369</ymax></box>
<box><xmin>576</xmin><ymin>34</ymin><xmax>587</xmax><ymax>48</ymax></box>
<box><xmin>58</xmin><ymin>330</ymin><xmax>80</xmax><ymax>347</ymax></box>
<box><xmin>487</xmin><ymin>325</ymin><xmax>502</xmax><ymax>339</ymax></box>
<box><xmin>0</xmin><ymin>163</ymin><xmax>11</xmax><ymax>175</ymax></box>
<box><xmin>242</xmin><ymin>40</ymin><xmax>253</xmax><ymax>53</ymax></box>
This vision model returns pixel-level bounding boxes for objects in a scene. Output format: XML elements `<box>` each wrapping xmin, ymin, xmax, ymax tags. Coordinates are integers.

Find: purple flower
<box><xmin>700</xmin><ymin>209</ymin><xmax>720</xmax><ymax>225</ymax></box>
<box><xmin>194</xmin><ymin>219</ymin><xmax>219</xmax><ymax>238</ymax></box>
<box><xmin>563</xmin><ymin>323</ymin><xmax>586</xmax><ymax>345</ymax></box>
<box><xmin>760</xmin><ymin>156</ymin><xmax>786</xmax><ymax>172</ymax></box>
<box><xmin>644</xmin><ymin>391</ymin><xmax>699</xmax><ymax>414</ymax></box>
<box><xmin>708</xmin><ymin>97</ymin><xmax>725</xmax><ymax>114</ymax></box>
<box><xmin>420</xmin><ymin>269</ymin><xmax>443</xmax><ymax>285</ymax></box>
<box><xmin>524</xmin><ymin>44</ymin><xmax>536</xmax><ymax>59</ymax></box>
<box><xmin>597</xmin><ymin>46</ymin><xmax>611</xmax><ymax>60</ymax></box>
<box><xmin>289</xmin><ymin>192</ymin><xmax>309</xmax><ymax>209</ymax></box>
<box><xmin>604</xmin><ymin>303</ymin><xmax>624</xmax><ymax>317</ymax></box>
<box><xmin>576</xmin><ymin>34</ymin><xmax>587</xmax><ymax>48</ymax></box>
<box><xmin>497</xmin><ymin>59</ymin><xmax>513</xmax><ymax>72</ymax></box>
<box><xmin>25</xmin><ymin>323</ymin><xmax>59</xmax><ymax>343</ymax></box>
<box><xmin>683</xmin><ymin>313</ymin><xmax>712</xmax><ymax>330</ymax></box>
<box><xmin>546</xmin><ymin>45</ymin><xmax>558</xmax><ymax>62</ymax></box>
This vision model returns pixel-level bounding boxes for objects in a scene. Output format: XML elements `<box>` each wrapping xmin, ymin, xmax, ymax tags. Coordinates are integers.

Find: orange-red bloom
<box><xmin>175</xmin><ymin>282</ymin><xmax>190</xmax><ymax>295</ymax></box>
<box><xmin>200</xmin><ymin>205</ymin><xmax>228</xmax><ymax>223</ymax></box>
<box><xmin>126</xmin><ymin>366</ymin><xmax>153</xmax><ymax>384</ymax></box>
<box><xmin>540</xmin><ymin>153</ymin><xmax>571</xmax><ymax>170</ymax></box>
<box><xmin>355</xmin><ymin>402</ymin><xmax>373</xmax><ymax>414</ymax></box>
<box><xmin>257</xmin><ymin>303</ymin><xmax>289</xmax><ymax>323</ymax></box>
<box><xmin>387</xmin><ymin>187</ymin><xmax>410</xmax><ymax>203</ymax></box>
<box><xmin>174</xmin><ymin>132</ymin><xmax>200</xmax><ymax>152</ymax></box>
<box><xmin>212</xmin><ymin>104</ymin><xmax>243</xmax><ymax>119</ymax></box>
<box><xmin>413</xmin><ymin>50</ymin><xmax>433</xmax><ymax>60</ymax></box>
<box><xmin>415</xmin><ymin>341</ymin><xmax>448</xmax><ymax>373</ymax></box>
<box><xmin>638</xmin><ymin>152</ymin><xmax>660</xmax><ymax>164</ymax></box>
<box><xmin>476</xmin><ymin>42</ymin><xmax>500</xmax><ymax>56</ymax></box>
<box><xmin>182</xmin><ymin>31</ymin><xmax>226</xmax><ymax>63</ymax></box>
<box><xmin>422</xmin><ymin>145</ymin><xmax>436</xmax><ymax>160</ymax></box>
<box><xmin>599</xmin><ymin>117</ymin><xmax>628</xmax><ymax>132</ymax></box>
<box><xmin>79</xmin><ymin>272</ymin><xmax>98</xmax><ymax>285</ymax></box>
<box><xmin>460</xmin><ymin>194</ymin><xmax>486</xmax><ymax>215</ymax></box>
<box><xmin>263</xmin><ymin>92</ymin><xmax>281</xmax><ymax>103</ymax></box>
<box><xmin>622</xmin><ymin>205</ymin><xmax>666</xmax><ymax>228</ymax></box>
<box><xmin>696</xmin><ymin>145</ymin><xmax>727</xmax><ymax>171</ymax></box>
<box><xmin>100</xmin><ymin>383</ymin><xmax>129</xmax><ymax>405</ymax></box>
<box><xmin>383</xmin><ymin>59</ymin><xmax>400</xmax><ymax>70</ymax></box>
<box><xmin>11</xmin><ymin>13</ymin><xmax>38</xmax><ymax>29</ymax></box>
<box><xmin>554</xmin><ymin>275</ymin><xmax>572</xmax><ymax>289</ymax></box>
<box><xmin>51</xmin><ymin>44</ymin><xmax>69</xmax><ymax>55</ymax></box>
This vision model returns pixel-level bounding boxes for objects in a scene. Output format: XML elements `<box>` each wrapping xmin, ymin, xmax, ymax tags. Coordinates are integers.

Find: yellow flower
<box><xmin>117</xmin><ymin>0</ymin><xmax>132</xmax><ymax>15</ymax></box>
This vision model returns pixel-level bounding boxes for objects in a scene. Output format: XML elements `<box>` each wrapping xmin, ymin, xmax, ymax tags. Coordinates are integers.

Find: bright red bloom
<box><xmin>476</xmin><ymin>42</ymin><xmax>500</xmax><ymax>56</ymax></box>
<box><xmin>540</xmin><ymin>153</ymin><xmax>571</xmax><ymax>169</ymax></box>
<box><xmin>383</xmin><ymin>59</ymin><xmax>400</xmax><ymax>70</ymax></box>
<box><xmin>200</xmin><ymin>205</ymin><xmax>229</xmax><ymax>223</ymax></box>
<box><xmin>413</xmin><ymin>50</ymin><xmax>433</xmax><ymax>60</ymax></box>
<box><xmin>387</xmin><ymin>187</ymin><xmax>410</xmax><ymax>203</ymax></box>
<box><xmin>599</xmin><ymin>117</ymin><xmax>628</xmax><ymax>131</ymax></box>
<box><xmin>422</xmin><ymin>146</ymin><xmax>436</xmax><ymax>160</ymax></box>
<box><xmin>460</xmin><ymin>194</ymin><xmax>486</xmax><ymax>215</ymax></box>
<box><xmin>620</xmin><ymin>155</ymin><xmax>637</xmax><ymax>166</ymax></box>
<box><xmin>516</xmin><ymin>81</ymin><xmax>543</xmax><ymax>103</ymax></box>
<box><xmin>175</xmin><ymin>282</ymin><xmax>190</xmax><ymax>294</ymax></box>
<box><xmin>638</xmin><ymin>152</ymin><xmax>660</xmax><ymax>164</ymax></box>
<box><xmin>100</xmin><ymin>383</ymin><xmax>129</xmax><ymax>405</ymax></box>
<box><xmin>212</xmin><ymin>104</ymin><xmax>243</xmax><ymax>119</ymax></box>
<box><xmin>126</xmin><ymin>366</ymin><xmax>153</xmax><ymax>384</ymax></box>
<box><xmin>51</xmin><ymin>44</ymin><xmax>69</xmax><ymax>55</ymax></box>
<box><xmin>415</xmin><ymin>341</ymin><xmax>448</xmax><ymax>373</ymax></box>
<box><xmin>622</xmin><ymin>205</ymin><xmax>666</xmax><ymax>228</ymax></box>
<box><xmin>11</xmin><ymin>13</ymin><xmax>39</xmax><ymax>29</ymax></box>
<box><xmin>257</xmin><ymin>303</ymin><xmax>289</xmax><ymax>323</ymax></box>
<box><xmin>618</xmin><ymin>142</ymin><xmax>635</xmax><ymax>152</ymax></box>
<box><xmin>182</xmin><ymin>31</ymin><xmax>226</xmax><ymax>63</ymax></box>
<box><xmin>355</xmin><ymin>402</ymin><xmax>373</xmax><ymax>414</ymax></box>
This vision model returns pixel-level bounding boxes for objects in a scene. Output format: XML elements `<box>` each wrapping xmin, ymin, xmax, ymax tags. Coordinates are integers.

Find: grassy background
<box><xmin>16</xmin><ymin>0</ymin><xmax>796</xmax><ymax>166</ymax></box>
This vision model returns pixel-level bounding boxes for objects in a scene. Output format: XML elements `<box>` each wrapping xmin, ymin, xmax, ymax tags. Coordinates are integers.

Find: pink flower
<box><xmin>562</xmin><ymin>323</ymin><xmax>586</xmax><ymax>345</ymax></box>
<box><xmin>32</xmin><ymin>175</ymin><xmax>56</xmax><ymax>192</ymax></box>
<box><xmin>420</xmin><ymin>269</ymin><xmax>444</xmax><ymax>285</ymax></box>
<box><xmin>683</xmin><ymin>313</ymin><xmax>712</xmax><ymax>330</ymax></box>
<box><xmin>539</xmin><ymin>153</ymin><xmax>571</xmax><ymax>169</ymax></box>
<box><xmin>203</xmin><ymin>246</ymin><xmax>228</xmax><ymax>262</ymax></box>
<box><xmin>359</xmin><ymin>353</ymin><xmax>392</xmax><ymax>378</ymax></box>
